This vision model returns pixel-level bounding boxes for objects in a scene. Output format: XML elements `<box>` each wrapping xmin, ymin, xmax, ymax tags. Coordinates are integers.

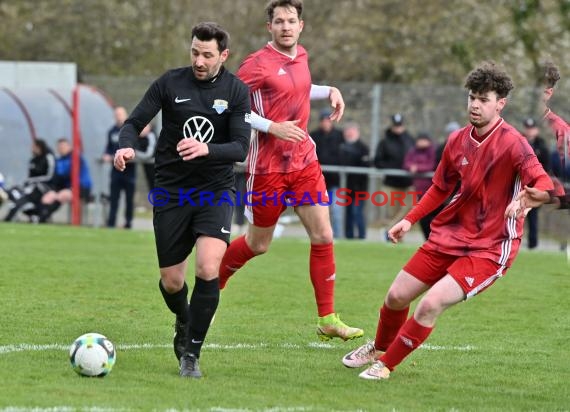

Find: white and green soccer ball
<box><xmin>69</xmin><ymin>333</ymin><xmax>116</xmax><ymax>377</ymax></box>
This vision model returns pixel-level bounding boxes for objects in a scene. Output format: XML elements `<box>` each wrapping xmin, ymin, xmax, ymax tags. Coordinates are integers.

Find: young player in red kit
<box><xmin>540</xmin><ymin>61</ymin><xmax>569</xmax><ymax>209</ymax></box>
<box><xmin>342</xmin><ymin>61</ymin><xmax>554</xmax><ymax>380</ymax></box>
<box><xmin>218</xmin><ymin>0</ymin><xmax>363</xmax><ymax>341</ymax></box>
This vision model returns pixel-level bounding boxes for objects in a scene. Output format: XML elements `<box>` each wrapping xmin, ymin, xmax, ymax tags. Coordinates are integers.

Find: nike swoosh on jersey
<box><xmin>221</xmin><ymin>227</ymin><xmax>231</xmax><ymax>234</ymax></box>
<box><xmin>175</xmin><ymin>97</ymin><xmax>191</xmax><ymax>103</ymax></box>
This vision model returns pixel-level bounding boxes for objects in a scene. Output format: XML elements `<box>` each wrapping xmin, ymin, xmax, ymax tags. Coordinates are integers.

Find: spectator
<box><xmin>403</xmin><ymin>132</ymin><xmax>437</xmax><ymax>240</ymax></box>
<box><xmin>374</xmin><ymin>113</ymin><xmax>415</xmax><ymax>233</ymax></box>
<box><xmin>103</xmin><ymin>106</ymin><xmax>136</xmax><ymax>229</ymax></box>
<box><xmin>38</xmin><ymin>138</ymin><xmax>92</xmax><ymax>223</ymax></box>
<box><xmin>136</xmin><ymin>123</ymin><xmax>157</xmax><ymax>191</ymax></box>
<box><xmin>4</xmin><ymin>139</ymin><xmax>55</xmax><ymax>222</ymax></box>
<box><xmin>521</xmin><ymin>117</ymin><xmax>550</xmax><ymax>249</ymax></box>
<box><xmin>311</xmin><ymin>108</ymin><xmax>344</xmax><ymax>237</ymax></box>
<box><xmin>339</xmin><ymin>122</ymin><xmax>370</xmax><ymax>239</ymax></box>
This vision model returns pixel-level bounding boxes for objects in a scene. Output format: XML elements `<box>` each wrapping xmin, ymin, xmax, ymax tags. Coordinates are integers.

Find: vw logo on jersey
<box><xmin>183</xmin><ymin>116</ymin><xmax>214</xmax><ymax>143</ymax></box>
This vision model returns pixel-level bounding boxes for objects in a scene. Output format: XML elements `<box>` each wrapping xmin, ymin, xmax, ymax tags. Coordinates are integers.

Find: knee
<box><xmin>195</xmin><ymin>261</ymin><xmax>220</xmax><ymax>279</ymax></box>
<box><xmin>160</xmin><ymin>271</ymin><xmax>185</xmax><ymax>293</ymax></box>
<box><xmin>385</xmin><ymin>286</ymin><xmax>412</xmax><ymax>310</ymax></box>
<box><xmin>414</xmin><ymin>296</ymin><xmax>442</xmax><ymax>320</ymax></box>
<box><xmin>309</xmin><ymin>227</ymin><xmax>334</xmax><ymax>244</ymax></box>
<box><xmin>311</xmin><ymin>232</ymin><xmax>333</xmax><ymax>245</ymax></box>
<box><xmin>247</xmin><ymin>238</ymin><xmax>270</xmax><ymax>255</ymax></box>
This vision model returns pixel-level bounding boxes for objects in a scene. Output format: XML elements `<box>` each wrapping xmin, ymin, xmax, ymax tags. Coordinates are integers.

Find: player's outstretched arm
<box><xmin>388</xmin><ymin>219</ymin><xmax>412</xmax><ymax>244</ymax></box>
<box><xmin>328</xmin><ymin>87</ymin><xmax>345</xmax><ymax>122</ymax></box>
<box><xmin>113</xmin><ymin>148</ymin><xmax>135</xmax><ymax>172</ymax></box>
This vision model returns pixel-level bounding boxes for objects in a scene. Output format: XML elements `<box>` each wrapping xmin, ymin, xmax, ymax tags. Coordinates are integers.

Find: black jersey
<box><xmin>119</xmin><ymin>66</ymin><xmax>251</xmax><ymax>196</ymax></box>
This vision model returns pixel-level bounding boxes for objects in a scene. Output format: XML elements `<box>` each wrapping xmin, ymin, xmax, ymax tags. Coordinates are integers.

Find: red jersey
<box><xmin>544</xmin><ymin>109</ymin><xmax>569</xmax><ymax>162</ymax></box>
<box><xmin>424</xmin><ymin>119</ymin><xmax>553</xmax><ymax>267</ymax></box>
<box><xmin>237</xmin><ymin>43</ymin><xmax>317</xmax><ymax>174</ymax></box>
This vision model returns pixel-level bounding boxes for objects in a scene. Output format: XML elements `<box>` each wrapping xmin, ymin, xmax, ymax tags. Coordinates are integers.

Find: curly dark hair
<box><xmin>464</xmin><ymin>61</ymin><xmax>514</xmax><ymax>99</ymax></box>
<box><xmin>191</xmin><ymin>22</ymin><xmax>230</xmax><ymax>52</ymax></box>
<box><xmin>266</xmin><ymin>0</ymin><xmax>303</xmax><ymax>22</ymax></box>
<box><xmin>542</xmin><ymin>61</ymin><xmax>560</xmax><ymax>88</ymax></box>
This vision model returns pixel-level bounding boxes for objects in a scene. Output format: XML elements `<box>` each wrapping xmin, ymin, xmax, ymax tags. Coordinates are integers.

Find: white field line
<box><xmin>0</xmin><ymin>341</ymin><xmax>475</xmax><ymax>355</ymax></box>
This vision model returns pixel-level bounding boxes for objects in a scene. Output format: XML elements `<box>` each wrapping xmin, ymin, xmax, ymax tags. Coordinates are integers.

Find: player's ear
<box><xmin>543</xmin><ymin>87</ymin><xmax>554</xmax><ymax>101</ymax></box>
<box><xmin>220</xmin><ymin>49</ymin><xmax>229</xmax><ymax>62</ymax></box>
<box><xmin>497</xmin><ymin>97</ymin><xmax>507</xmax><ymax>113</ymax></box>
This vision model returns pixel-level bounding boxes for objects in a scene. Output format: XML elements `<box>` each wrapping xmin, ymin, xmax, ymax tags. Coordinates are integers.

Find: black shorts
<box><xmin>153</xmin><ymin>190</ymin><xmax>234</xmax><ymax>268</ymax></box>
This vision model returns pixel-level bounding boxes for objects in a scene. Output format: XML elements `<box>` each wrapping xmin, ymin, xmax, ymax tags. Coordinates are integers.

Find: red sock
<box><xmin>379</xmin><ymin>316</ymin><xmax>433</xmax><ymax>371</ymax></box>
<box><xmin>218</xmin><ymin>235</ymin><xmax>255</xmax><ymax>289</ymax></box>
<box><xmin>310</xmin><ymin>243</ymin><xmax>335</xmax><ymax>317</ymax></box>
<box><xmin>375</xmin><ymin>304</ymin><xmax>409</xmax><ymax>351</ymax></box>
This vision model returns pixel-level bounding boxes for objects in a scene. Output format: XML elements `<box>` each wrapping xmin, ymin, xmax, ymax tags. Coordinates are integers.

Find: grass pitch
<box><xmin>0</xmin><ymin>223</ymin><xmax>568</xmax><ymax>411</ymax></box>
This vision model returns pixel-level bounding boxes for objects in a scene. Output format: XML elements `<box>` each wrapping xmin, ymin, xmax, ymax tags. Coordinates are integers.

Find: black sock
<box><xmin>159</xmin><ymin>280</ymin><xmax>189</xmax><ymax>323</ymax></box>
<box><xmin>39</xmin><ymin>201</ymin><xmax>60</xmax><ymax>223</ymax></box>
<box><xmin>188</xmin><ymin>277</ymin><xmax>220</xmax><ymax>358</ymax></box>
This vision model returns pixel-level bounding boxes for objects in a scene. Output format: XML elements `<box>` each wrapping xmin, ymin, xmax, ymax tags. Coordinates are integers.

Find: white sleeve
<box><xmin>250</xmin><ymin>112</ymin><xmax>272</xmax><ymax>133</ymax></box>
<box><xmin>310</xmin><ymin>84</ymin><xmax>331</xmax><ymax>100</ymax></box>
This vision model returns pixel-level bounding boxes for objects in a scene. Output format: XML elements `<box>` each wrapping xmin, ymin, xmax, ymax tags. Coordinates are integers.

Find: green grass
<box><xmin>0</xmin><ymin>223</ymin><xmax>568</xmax><ymax>411</ymax></box>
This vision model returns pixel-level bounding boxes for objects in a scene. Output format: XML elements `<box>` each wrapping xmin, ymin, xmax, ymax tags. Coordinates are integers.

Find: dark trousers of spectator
<box><xmin>345</xmin><ymin>200</ymin><xmax>366</xmax><ymax>239</ymax></box>
<box><xmin>526</xmin><ymin>207</ymin><xmax>539</xmax><ymax>249</ymax></box>
<box><xmin>107</xmin><ymin>174</ymin><xmax>135</xmax><ymax>229</ymax></box>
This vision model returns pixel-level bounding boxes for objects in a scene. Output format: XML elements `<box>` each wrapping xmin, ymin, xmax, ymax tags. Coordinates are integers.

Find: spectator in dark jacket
<box><xmin>522</xmin><ymin>117</ymin><xmax>550</xmax><ymax>249</ymax></box>
<box><xmin>3</xmin><ymin>139</ymin><xmax>56</xmax><ymax>222</ymax></box>
<box><xmin>102</xmin><ymin>106</ymin><xmax>136</xmax><ymax>229</ymax></box>
<box><xmin>339</xmin><ymin>122</ymin><xmax>370</xmax><ymax>239</ymax></box>
<box><xmin>311</xmin><ymin>109</ymin><xmax>344</xmax><ymax>237</ymax></box>
<box><xmin>403</xmin><ymin>133</ymin><xmax>436</xmax><ymax>240</ymax></box>
<box><xmin>374</xmin><ymin>113</ymin><xmax>415</xmax><ymax>230</ymax></box>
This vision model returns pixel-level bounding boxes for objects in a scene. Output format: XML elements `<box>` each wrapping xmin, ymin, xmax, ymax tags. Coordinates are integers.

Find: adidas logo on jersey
<box><xmin>277</xmin><ymin>68</ymin><xmax>287</xmax><ymax>75</ymax></box>
<box><xmin>465</xmin><ymin>276</ymin><xmax>474</xmax><ymax>287</ymax></box>
<box><xmin>461</xmin><ymin>156</ymin><xmax>469</xmax><ymax>166</ymax></box>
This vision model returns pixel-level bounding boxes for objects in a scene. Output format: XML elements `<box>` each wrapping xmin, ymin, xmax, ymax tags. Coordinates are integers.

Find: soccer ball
<box><xmin>69</xmin><ymin>332</ymin><xmax>116</xmax><ymax>377</ymax></box>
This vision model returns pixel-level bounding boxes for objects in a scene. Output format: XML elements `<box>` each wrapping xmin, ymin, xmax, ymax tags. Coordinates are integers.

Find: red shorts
<box><xmin>403</xmin><ymin>246</ymin><xmax>508</xmax><ymax>299</ymax></box>
<box><xmin>244</xmin><ymin>161</ymin><xmax>329</xmax><ymax>227</ymax></box>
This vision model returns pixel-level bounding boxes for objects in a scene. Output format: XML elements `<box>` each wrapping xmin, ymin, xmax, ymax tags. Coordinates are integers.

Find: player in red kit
<box><xmin>342</xmin><ymin>61</ymin><xmax>553</xmax><ymax>380</ymax></box>
<box><xmin>218</xmin><ymin>0</ymin><xmax>363</xmax><ymax>341</ymax></box>
<box><xmin>540</xmin><ymin>61</ymin><xmax>569</xmax><ymax>209</ymax></box>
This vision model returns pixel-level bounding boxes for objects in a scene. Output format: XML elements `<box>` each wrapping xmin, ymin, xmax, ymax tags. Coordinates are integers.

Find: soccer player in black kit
<box><xmin>113</xmin><ymin>22</ymin><xmax>251</xmax><ymax>378</ymax></box>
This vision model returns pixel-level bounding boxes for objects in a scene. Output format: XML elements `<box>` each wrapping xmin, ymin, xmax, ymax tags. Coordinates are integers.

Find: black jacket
<box><xmin>339</xmin><ymin>140</ymin><xmax>370</xmax><ymax>192</ymax></box>
<box><xmin>374</xmin><ymin>128</ymin><xmax>414</xmax><ymax>188</ymax></box>
<box><xmin>311</xmin><ymin>127</ymin><xmax>343</xmax><ymax>187</ymax></box>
